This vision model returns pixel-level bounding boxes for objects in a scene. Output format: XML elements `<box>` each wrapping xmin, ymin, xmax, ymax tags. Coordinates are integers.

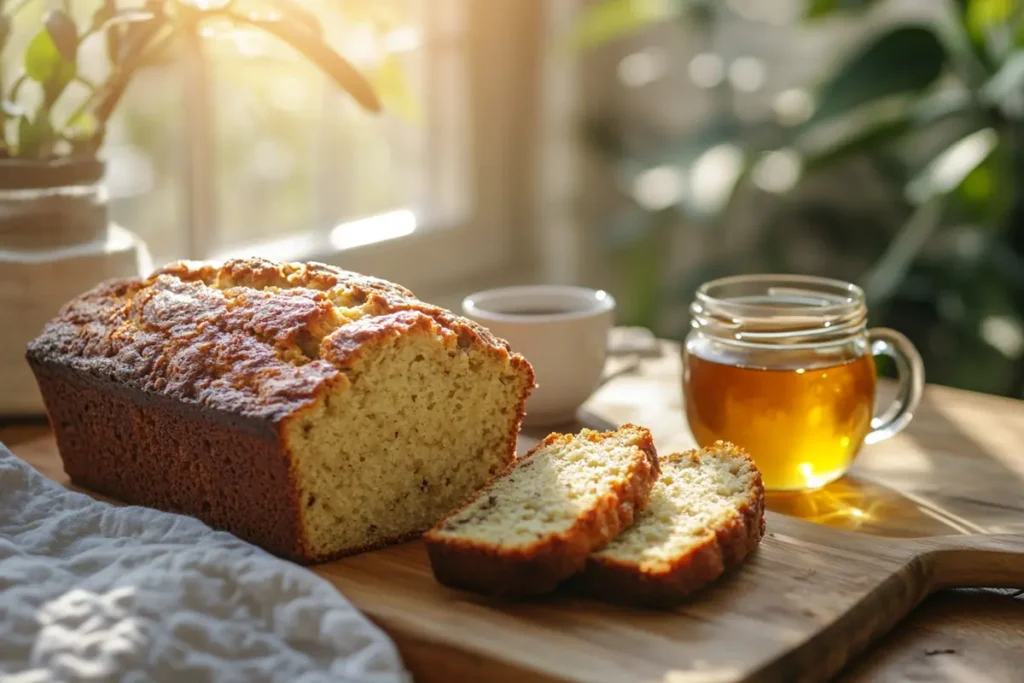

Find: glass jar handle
<box><xmin>865</xmin><ymin>328</ymin><xmax>925</xmax><ymax>445</ymax></box>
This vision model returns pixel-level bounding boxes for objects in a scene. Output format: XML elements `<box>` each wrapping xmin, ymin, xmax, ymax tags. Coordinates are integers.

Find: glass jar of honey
<box><xmin>683</xmin><ymin>274</ymin><xmax>924</xmax><ymax>491</ymax></box>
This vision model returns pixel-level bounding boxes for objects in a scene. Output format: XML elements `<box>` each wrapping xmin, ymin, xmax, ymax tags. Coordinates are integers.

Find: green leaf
<box><xmin>808</xmin><ymin>24</ymin><xmax>948</xmax><ymax>126</ymax></box>
<box><xmin>25</xmin><ymin>30</ymin><xmax>63</xmax><ymax>82</ymax></box>
<box><xmin>799</xmin><ymin>89</ymin><xmax>977</xmax><ymax>173</ymax></box>
<box><xmin>800</xmin><ymin>116</ymin><xmax>913</xmax><ymax>173</ymax></box>
<box><xmin>804</xmin><ymin>0</ymin><xmax>884</xmax><ymax>21</ymax></box>
<box><xmin>906</xmin><ymin>127</ymin><xmax>999</xmax><ymax>204</ymax></box>
<box><xmin>65</xmin><ymin>110</ymin><xmax>98</xmax><ymax>138</ymax></box>
<box><xmin>43</xmin><ymin>9</ymin><xmax>78</xmax><ymax>63</ymax></box>
<box><xmin>966</xmin><ymin>0</ymin><xmax>1017</xmax><ymax>42</ymax></box>
<box><xmin>955</xmin><ymin>134</ymin><xmax>1014</xmax><ymax>223</ymax></box>
<box><xmin>17</xmin><ymin>114</ymin><xmax>53</xmax><ymax>158</ymax></box>
<box><xmin>980</xmin><ymin>49</ymin><xmax>1024</xmax><ymax>117</ymax></box>
<box><xmin>568</xmin><ymin>0</ymin><xmax>681</xmax><ymax>51</ymax></box>
<box><xmin>25</xmin><ymin>28</ymin><xmax>76</xmax><ymax>108</ymax></box>
<box><xmin>854</xmin><ymin>122</ymin><xmax>1004</xmax><ymax>307</ymax></box>
<box><xmin>935</xmin><ymin>1</ymin><xmax>997</xmax><ymax>87</ymax></box>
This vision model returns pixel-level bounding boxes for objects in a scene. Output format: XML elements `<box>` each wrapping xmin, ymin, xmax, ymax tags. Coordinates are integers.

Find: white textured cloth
<box><xmin>0</xmin><ymin>443</ymin><xmax>410</xmax><ymax>683</ymax></box>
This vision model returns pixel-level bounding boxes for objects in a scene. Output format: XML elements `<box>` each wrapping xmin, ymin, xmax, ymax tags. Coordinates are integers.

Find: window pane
<box><xmin>429</xmin><ymin>46</ymin><xmax>470</xmax><ymax>224</ymax></box>
<box><xmin>105</xmin><ymin>60</ymin><xmax>188</xmax><ymax>263</ymax></box>
<box><xmin>208</xmin><ymin>49</ymin><xmax>321</xmax><ymax>252</ymax></box>
<box><xmin>206</xmin><ymin>0</ymin><xmax>441</xmax><ymax>257</ymax></box>
<box><xmin>67</xmin><ymin>1</ymin><xmax>465</xmax><ymax>265</ymax></box>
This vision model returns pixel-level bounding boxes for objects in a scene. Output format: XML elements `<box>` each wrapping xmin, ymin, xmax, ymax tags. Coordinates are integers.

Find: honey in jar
<box><xmin>683</xmin><ymin>275</ymin><xmax>924</xmax><ymax>491</ymax></box>
<box><xmin>684</xmin><ymin>353</ymin><xmax>876</xmax><ymax>490</ymax></box>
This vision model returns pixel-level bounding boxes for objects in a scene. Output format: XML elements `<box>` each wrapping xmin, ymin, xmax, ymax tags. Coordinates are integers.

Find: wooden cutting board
<box><xmin>316</xmin><ymin>511</ymin><xmax>1024</xmax><ymax>683</ymax></box>
<box><xmin>14</xmin><ymin>435</ymin><xmax>1024</xmax><ymax>683</ymax></box>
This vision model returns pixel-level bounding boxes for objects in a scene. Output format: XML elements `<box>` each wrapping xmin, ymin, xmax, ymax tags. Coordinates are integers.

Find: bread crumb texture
<box><xmin>431</xmin><ymin>426</ymin><xmax>655</xmax><ymax>547</ymax></box>
<box><xmin>579</xmin><ymin>440</ymin><xmax>765</xmax><ymax>605</ymax></box>
<box><xmin>423</xmin><ymin>425</ymin><xmax>659</xmax><ymax>597</ymax></box>
<box><xmin>289</xmin><ymin>320</ymin><xmax>532</xmax><ymax>558</ymax></box>
<box><xmin>593</xmin><ymin>442</ymin><xmax>762</xmax><ymax>568</ymax></box>
<box><xmin>28</xmin><ymin>258</ymin><xmax>535</xmax><ymax>561</ymax></box>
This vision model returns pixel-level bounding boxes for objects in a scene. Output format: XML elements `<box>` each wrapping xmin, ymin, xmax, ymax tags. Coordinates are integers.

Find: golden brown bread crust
<box><xmin>573</xmin><ymin>443</ymin><xmax>765</xmax><ymax>607</ymax></box>
<box><xmin>25</xmin><ymin>258</ymin><xmax>519</xmax><ymax>421</ymax></box>
<box><xmin>423</xmin><ymin>425</ymin><xmax>660</xmax><ymax>598</ymax></box>
<box><xmin>25</xmin><ymin>258</ymin><xmax>534</xmax><ymax>563</ymax></box>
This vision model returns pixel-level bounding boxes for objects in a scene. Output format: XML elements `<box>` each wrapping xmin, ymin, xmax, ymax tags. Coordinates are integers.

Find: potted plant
<box><xmin>0</xmin><ymin>0</ymin><xmax>382</xmax><ymax>416</ymax></box>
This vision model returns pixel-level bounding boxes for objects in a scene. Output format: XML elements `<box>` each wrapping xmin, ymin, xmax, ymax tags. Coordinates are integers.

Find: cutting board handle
<box><xmin>916</xmin><ymin>534</ymin><xmax>1024</xmax><ymax>590</ymax></box>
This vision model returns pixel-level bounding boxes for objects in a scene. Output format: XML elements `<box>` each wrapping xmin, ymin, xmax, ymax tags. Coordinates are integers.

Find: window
<box><xmin>99</xmin><ymin>0</ymin><xmax>539</xmax><ymax>293</ymax></box>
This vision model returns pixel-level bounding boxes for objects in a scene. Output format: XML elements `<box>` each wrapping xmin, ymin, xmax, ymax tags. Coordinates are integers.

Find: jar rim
<box><xmin>696</xmin><ymin>274</ymin><xmax>865</xmax><ymax>314</ymax></box>
<box><xmin>691</xmin><ymin>274</ymin><xmax>867</xmax><ymax>347</ymax></box>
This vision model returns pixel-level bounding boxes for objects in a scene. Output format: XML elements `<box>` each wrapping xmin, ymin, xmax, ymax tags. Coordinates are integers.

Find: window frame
<box><xmin>182</xmin><ymin>0</ymin><xmax>544</xmax><ymax>296</ymax></box>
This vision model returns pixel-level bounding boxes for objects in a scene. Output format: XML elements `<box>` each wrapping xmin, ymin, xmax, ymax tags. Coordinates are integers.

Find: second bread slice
<box><xmin>424</xmin><ymin>424</ymin><xmax>660</xmax><ymax>597</ymax></box>
<box><xmin>574</xmin><ymin>441</ymin><xmax>765</xmax><ymax>607</ymax></box>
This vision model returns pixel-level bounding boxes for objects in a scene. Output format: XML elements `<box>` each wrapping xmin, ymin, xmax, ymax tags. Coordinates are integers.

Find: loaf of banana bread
<box><xmin>25</xmin><ymin>258</ymin><xmax>535</xmax><ymax>563</ymax></box>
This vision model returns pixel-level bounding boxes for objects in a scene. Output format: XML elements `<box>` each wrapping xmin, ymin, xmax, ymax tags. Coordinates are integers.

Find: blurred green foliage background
<box><xmin>575</xmin><ymin>0</ymin><xmax>1024</xmax><ymax>398</ymax></box>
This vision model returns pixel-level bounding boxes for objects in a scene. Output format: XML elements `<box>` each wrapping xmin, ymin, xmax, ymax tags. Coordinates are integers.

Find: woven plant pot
<box><xmin>0</xmin><ymin>158</ymin><xmax>151</xmax><ymax>416</ymax></box>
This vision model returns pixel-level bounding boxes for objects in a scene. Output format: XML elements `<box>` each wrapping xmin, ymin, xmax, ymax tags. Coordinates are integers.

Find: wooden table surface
<box><xmin>4</xmin><ymin>339</ymin><xmax>1023</xmax><ymax>682</ymax></box>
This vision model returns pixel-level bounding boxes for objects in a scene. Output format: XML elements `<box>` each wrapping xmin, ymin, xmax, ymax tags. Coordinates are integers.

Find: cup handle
<box><xmin>864</xmin><ymin>327</ymin><xmax>925</xmax><ymax>445</ymax></box>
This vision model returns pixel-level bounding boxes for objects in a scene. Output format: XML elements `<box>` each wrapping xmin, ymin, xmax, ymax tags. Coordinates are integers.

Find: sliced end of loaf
<box><xmin>285</xmin><ymin>313</ymin><xmax>533</xmax><ymax>562</ymax></box>
<box><xmin>574</xmin><ymin>440</ymin><xmax>765</xmax><ymax>607</ymax></box>
<box><xmin>423</xmin><ymin>424</ymin><xmax>660</xmax><ymax>597</ymax></box>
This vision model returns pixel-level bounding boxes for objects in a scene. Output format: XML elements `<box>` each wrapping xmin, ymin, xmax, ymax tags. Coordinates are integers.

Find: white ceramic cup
<box><xmin>462</xmin><ymin>285</ymin><xmax>615</xmax><ymax>427</ymax></box>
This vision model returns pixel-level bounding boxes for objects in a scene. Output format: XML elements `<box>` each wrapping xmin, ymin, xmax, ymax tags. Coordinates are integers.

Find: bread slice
<box><xmin>574</xmin><ymin>441</ymin><xmax>764</xmax><ymax>606</ymax></box>
<box><xmin>423</xmin><ymin>425</ymin><xmax>660</xmax><ymax>598</ymax></box>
